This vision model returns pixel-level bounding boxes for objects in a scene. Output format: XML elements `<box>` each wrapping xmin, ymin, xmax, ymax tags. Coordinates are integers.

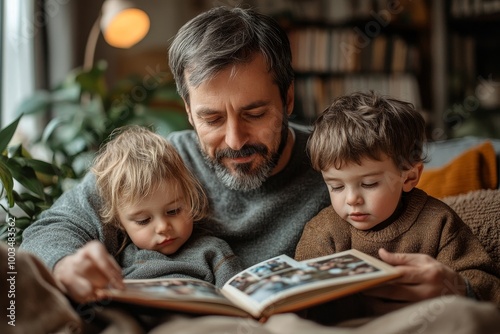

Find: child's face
<box><xmin>321</xmin><ymin>155</ymin><xmax>416</xmax><ymax>231</ymax></box>
<box><xmin>117</xmin><ymin>179</ymin><xmax>193</xmax><ymax>255</ymax></box>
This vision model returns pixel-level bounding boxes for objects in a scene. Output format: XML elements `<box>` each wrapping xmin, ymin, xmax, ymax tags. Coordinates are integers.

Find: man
<box><xmin>21</xmin><ymin>5</ymin><xmax>330</xmax><ymax>303</ymax></box>
<box><xmin>20</xmin><ymin>6</ymin><xmax>500</xmax><ymax>333</ymax></box>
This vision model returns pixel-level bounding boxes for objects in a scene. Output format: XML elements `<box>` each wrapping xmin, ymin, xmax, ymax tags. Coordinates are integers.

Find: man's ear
<box><xmin>403</xmin><ymin>162</ymin><xmax>424</xmax><ymax>192</ymax></box>
<box><xmin>183</xmin><ymin>98</ymin><xmax>194</xmax><ymax>126</ymax></box>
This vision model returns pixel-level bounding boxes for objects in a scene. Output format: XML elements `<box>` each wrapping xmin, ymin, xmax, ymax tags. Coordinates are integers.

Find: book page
<box><xmin>221</xmin><ymin>249</ymin><xmax>400</xmax><ymax>318</ymax></box>
<box><xmin>104</xmin><ymin>278</ymin><xmax>250</xmax><ymax>317</ymax></box>
<box><xmin>116</xmin><ymin>278</ymin><xmax>225</xmax><ymax>301</ymax></box>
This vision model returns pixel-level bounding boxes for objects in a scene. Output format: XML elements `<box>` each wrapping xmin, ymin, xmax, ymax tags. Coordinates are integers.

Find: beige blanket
<box><xmin>2</xmin><ymin>241</ymin><xmax>500</xmax><ymax>334</ymax></box>
<box><xmin>0</xmin><ymin>242</ymin><xmax>80</xmax><ymax>334</ymax></box>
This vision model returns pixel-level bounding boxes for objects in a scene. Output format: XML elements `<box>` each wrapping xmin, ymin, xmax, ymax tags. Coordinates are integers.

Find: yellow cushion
<box><xmin>418</xmin><ymin>141</ymin><xmax>498</xmax><ymax>198</ymax></box>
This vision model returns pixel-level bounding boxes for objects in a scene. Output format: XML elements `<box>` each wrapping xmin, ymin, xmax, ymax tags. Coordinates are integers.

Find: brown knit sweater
<box><xmin>295</xmin><ymin>188</ymin><xmax>500</xmax><ymax>321</ymax></box>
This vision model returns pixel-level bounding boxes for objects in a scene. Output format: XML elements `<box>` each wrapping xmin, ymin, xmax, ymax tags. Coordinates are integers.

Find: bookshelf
<box><xmin>192</xmin><ymin>0</ymin><xmax>500</xmax><ymax>137</ymax></box>
<box><xmin>259</xmin><ymin>0</ymin><xmax>432</xmax><ymax>126</ymax></box>
<box><xmin>444</xmin><ymin>0</ymin><xmax>500</xmax><ymax>138</ymax></box>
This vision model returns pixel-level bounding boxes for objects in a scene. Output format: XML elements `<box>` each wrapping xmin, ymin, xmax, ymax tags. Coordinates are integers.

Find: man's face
<box><xmin>184</xmin><ymin>54</ymin><xmax>294</xmax><ymax>191</ymax></box>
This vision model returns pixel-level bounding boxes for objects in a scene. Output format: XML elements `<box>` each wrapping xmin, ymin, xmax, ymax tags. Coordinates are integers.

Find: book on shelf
<box><xmin>102</xmin><ymin>249</ymin><xmax>401</xmax><ymax>321</ymax></box>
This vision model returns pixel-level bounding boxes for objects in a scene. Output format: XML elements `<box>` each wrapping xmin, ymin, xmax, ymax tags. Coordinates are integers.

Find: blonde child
<box><xmin>54</xmin><ymin>125</ymin><xmax>242</xmax><ymax>301</ymax></box>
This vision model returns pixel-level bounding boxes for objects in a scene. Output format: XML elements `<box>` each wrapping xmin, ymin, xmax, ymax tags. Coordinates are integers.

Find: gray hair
<box><xmin>168</xmin><ymin>6</ymin><xmax>294</xmax><ymax>106</ymax></box>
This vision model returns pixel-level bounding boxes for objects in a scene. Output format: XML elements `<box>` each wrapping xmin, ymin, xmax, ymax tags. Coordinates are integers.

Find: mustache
<box><xmin>215</xmin><ymin>145</ymin><xmax>268</xmax><ymax>160</ymax></box>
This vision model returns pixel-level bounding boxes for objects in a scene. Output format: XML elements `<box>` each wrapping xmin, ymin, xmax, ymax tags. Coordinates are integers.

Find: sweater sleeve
<box><xmin>19</xmin><ymin>173</ymin><xmax>120</xmax><ymax>270</ymax></box>
<box><xmin>211</xmin><ymin>237</ymin><xmax>244</xmax><ymax>287</ymax></box>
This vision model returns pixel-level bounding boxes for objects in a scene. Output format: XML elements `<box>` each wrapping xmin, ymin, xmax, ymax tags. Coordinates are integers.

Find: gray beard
<box><xmin>202</xmin><ymin>150</ymin><xmax>278</xmax><ymax>192</ymax></box>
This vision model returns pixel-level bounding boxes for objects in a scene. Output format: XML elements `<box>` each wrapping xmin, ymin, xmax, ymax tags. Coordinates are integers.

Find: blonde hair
<box><xmin>92</xmin><ymin>125</ymin><xmax>208</xmax><ymax>230</ymax></box>
<box><xmin>308</xmin><ymin>91</ymin><xmax>427</xmax><ymax>171</ymax></box>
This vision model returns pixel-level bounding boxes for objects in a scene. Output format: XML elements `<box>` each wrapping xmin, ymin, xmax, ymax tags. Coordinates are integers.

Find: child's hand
<box><xmin>52</xmin><ymin>240</ymin><xmax>124</xmax><ymax>303</ymax></box>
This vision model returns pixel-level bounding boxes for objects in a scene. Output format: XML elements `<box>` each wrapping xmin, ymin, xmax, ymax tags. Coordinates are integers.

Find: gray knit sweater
<box><xmin>120</xmin><ymin>228</ymin><xmax>242</xmax><ymax>287</ymax></box>
<box><xmin>20</xmin><ymin>127</ymin><xmax>330</xmax><ymax>279</ymax></box>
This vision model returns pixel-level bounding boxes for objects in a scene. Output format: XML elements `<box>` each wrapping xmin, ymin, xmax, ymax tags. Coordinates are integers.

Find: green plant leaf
<box><xmin>63</xmin><ymin>135</ymin><xmax>88</xmax><ymax>156</ymax></box>
<box><xmin>16</xmin><ymin>91</ymin><xmax>51</xmax><ymax>115</ymax></box>
<box><xmin>14</xmin><ymin>200</ymin><xmax>37</xmax><ymax>218</ymax></box>
<box><xmin>51</xmin><ymin>85</ymin><xmax>81</xmax><ymax>103</ymax></box>
<box><xmin>0</xmin><ymin>223</ymin><xmax>8</xmax><ymax>237</ymax></box>
<box><xmin>41</xmin><ymin>115</ymin><xmax>81</xmax><ymax>144</ymax></box>
<box><xmin>12</xmin><ymin>188</ymin><xmax>50</xmax><ymax>219</ymax></box>
<box><xmin>76</xmin><ymin>61</ymin><xmax>108</xmax><ymax>99</ymax></box>
<box><xmin>17</xmin><ymin>218</ymin><xmax>33</xmax><ymax>230</ymax></box>
<box><xmin>26</xmin><ymin>159</ymin><xmax>61</xmax><ymax>176</ymax></box>
<box><xmin>4</xmin><ymin>158</ymin><xmax>46</xmax><ymax>199</ymax></box>
<box><xmin>14</xmin><ymin>216</ymin><xmax>34</xmax><ymax>230</ymax></box>
<box><xmin>0</xmin><ymin>115</ymin><xmax>22</xmax><ymax>153</ymax></box>
<box><xmin>0</xmin><ymin>158</ymin><xmax>15</xmax><ymax>207</ymax></box>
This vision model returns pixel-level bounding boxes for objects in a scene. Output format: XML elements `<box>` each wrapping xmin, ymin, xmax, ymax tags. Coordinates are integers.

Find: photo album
<box><xmin>102</xmin><ymin>249</ymin><xmax>401</xmax><ymax>321</ymax></box>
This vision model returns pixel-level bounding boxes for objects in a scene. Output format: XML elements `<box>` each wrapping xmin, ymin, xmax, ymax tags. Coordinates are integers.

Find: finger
<box><xmin>378</xmin><ymin>248</ymin><xmax>431</xmax><ymax>267</ymax></box>
<box><xmin>364</xmin><ymin>283</ymin><xmax>423</xmax><ymax>302</ymax></box>
<box><xmin>66</xmin><ymin>254</ymin><xmax>111</xmax><ymax>291</ymax></box>
<box><xmin>53</xmin><ymin>251</ymin><xmax>120</xmax><ymax>302</ymax></box>
<box><xmin>66</xmin><ymin>276</ymin><xmax>101</xmax><ymax>303</ymax></box>
<box><xmin>83</xmin><ymin>241</ymin><xmax>124</xmax><ymax>288</ymax></box>
<box><xmin>87</xmin><ymin>241</ymin><xmax>122</xmax><ymax>273</ymax></box>
<box><xmin>378</xmin><ymin>248</ymin><xmax>408</xmax><ymax>266</ymax></box>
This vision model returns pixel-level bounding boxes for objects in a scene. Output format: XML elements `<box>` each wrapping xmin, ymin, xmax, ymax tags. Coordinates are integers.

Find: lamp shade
<box><xmin>100</xmin><ymin>0</ymin><xmax>150</xmax><ymax>49</ymax></box>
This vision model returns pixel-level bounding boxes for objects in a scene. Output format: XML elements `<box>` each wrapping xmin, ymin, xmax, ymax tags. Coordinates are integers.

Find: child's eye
<box><xmin>135</xmin><ymin>218</ymin><xmax>150</xmax><ymax>225</ymax></box>
<box><xmin>329</xmin><ymin>185</ymin><xmax>344</xmax><ymax>192</ymax></box>
<box><xmin>166</xmin><ymin>208</ymin><xmax>181</xmax><ymax>216</ymax></box>
<box><xmin>362</xmin><ymin>182</ymin><xmax>378</xmax><ymax>188</ymax></box>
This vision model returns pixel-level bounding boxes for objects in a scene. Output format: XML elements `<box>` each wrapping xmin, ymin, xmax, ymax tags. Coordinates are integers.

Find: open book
<box><xmin>103</xmin><ymin>249</ymin><xmax>401</xmax><ymax>320</ymax></box>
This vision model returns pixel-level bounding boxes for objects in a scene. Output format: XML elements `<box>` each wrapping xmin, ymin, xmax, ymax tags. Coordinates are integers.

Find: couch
<box><xmin>420</xmin><ymin>136</ymin><xmax>500</xmax><ymax>263</ymax></box>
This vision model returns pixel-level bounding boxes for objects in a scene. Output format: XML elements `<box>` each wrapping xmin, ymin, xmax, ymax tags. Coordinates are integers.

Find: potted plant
<box><xmin>0</xmin><ymin>115</ymin><xmax>71</xmax><ymax>243</ymax></box>
<box><xmin>0</xmin><ymin>61</ymin><xmax>189</xmax><ymax>242</ymax></box>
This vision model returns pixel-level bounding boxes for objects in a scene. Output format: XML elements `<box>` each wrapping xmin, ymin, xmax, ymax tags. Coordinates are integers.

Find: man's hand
<box><xmin>52</xmin><ymin>240</ymin><xmax>124</xmax><ymax>303</ymax></box>
<box><xmin>365</xmin><ymin>248</ymin><xmax>467</xmax><ymax>302</ymax></box>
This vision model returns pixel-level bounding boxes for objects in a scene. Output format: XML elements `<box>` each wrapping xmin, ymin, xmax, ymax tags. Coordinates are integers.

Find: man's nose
<box><xmin>225</xmin><ymin>117</ymin><xmax>248</xmax><ymax>150</ymax></box>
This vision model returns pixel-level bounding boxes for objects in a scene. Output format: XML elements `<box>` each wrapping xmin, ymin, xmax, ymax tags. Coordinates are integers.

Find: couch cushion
<box><xmin>425</xmin><ymin>136</ymin><xmax>500</xmax><ymax>169</ymax></box>
<box><xmin>442</xmin><ymin>189</ymin><xmax>500</xmax><ymax>264</ymax></box>
<box><xmin>419</xmin><ymin>141</ymin><xmax>498</xmax><ymax>198</ymax></box>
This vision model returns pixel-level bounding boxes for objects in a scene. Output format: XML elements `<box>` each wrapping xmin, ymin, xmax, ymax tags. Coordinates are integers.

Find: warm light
<box><xmin>100</xmin><ymin>1</ymin><xmax>150</xmax><ymax>49</ymax></box>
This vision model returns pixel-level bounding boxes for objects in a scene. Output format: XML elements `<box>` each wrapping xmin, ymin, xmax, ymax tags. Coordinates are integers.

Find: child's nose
<box><xmin>155</xmin><ymin>219</ymin><xmax>172</xmax><ymax>234</ymax></box>
<box><xmin>346</xmin><ymin>190</ymin><xmax>363</xmax><ymax>206</ymax></box>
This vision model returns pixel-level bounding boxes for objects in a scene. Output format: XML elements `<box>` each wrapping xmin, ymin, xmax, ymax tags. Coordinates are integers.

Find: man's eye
<box><xmin>204</xmin><ymin>117</ymin><xmax>222</xmax><ymax>125</ymax></box>
<box><xmin>247</xmin><ymin>112</ymin><xmax>265</xmax><ymax>119</ymax></box>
